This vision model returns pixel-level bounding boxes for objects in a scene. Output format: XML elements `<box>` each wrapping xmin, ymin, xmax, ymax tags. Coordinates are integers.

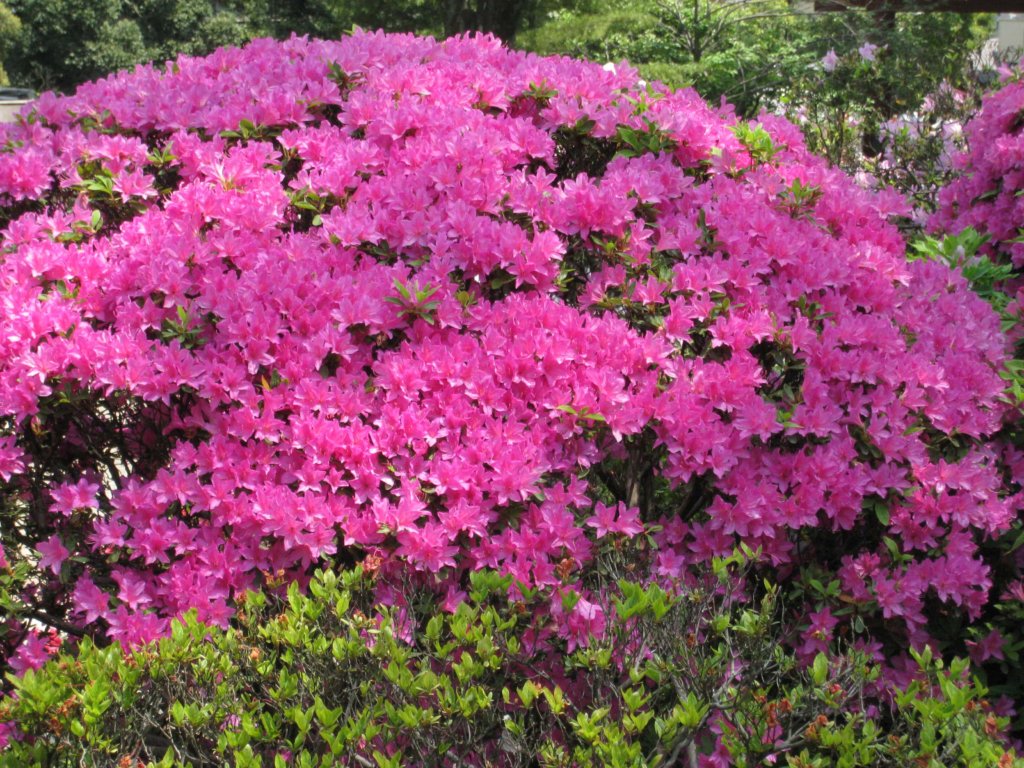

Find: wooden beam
<box><xmin>816</xmin><ymin>0</ymin><xmax>1024</xmax><ymax>11</ymax></box>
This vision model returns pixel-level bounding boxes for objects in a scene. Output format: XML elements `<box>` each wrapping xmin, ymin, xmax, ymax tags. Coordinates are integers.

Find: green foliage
<box><xmin>2</xmin><ymin>557</ymin><xmax>1019</xmax><ymax>767</ymax></box>
<box><xmin>518</xmin><ymin>0</ymin><xmax>812</xmax><ymax>116</ymax></box>
<box><xmin>785</xmin><ymin>11</ymin><xmax>991</xmax><ymax>177</ymax></box>
<box><xmin>385</xmin><ymin>279</ymin><xmax>441</xmax><ymax>325</ymax></box>
<box><xmin>772</xmin><ymin>649</ymin><xmax>1017</xmax><ymax>768</ymax></box>
<box><xmin>971</xmin><ymin>579</ymin><xmax>1024</xmax><ymax>736</ymax></box>
<box><xmin>518</xmin><ymin>0</ymin><xmax>994</xmax><ymax>169</ymax></box>
<box><xmin>339</xmin><ymin>0</ymin><xmax>595</xmax><ymax>41</ymax></box>
<box><xmin>519</xmin><ymin>5</ymin><xmax>662</xmax><ymax>62</ymax></box>
<box><xmin>123</xmin><ymin>0</ymin><xmax>255</xmax><ymax>61</ymax></box>
<box><xmin>0</xmin><ymin>2</ymin><xmax>19</xmax><ymax>85</ymax></box>
<box><xmin>1</xmin><ymin>0</ymin><xmax>592</xmax><ymax>90</ymax></box>
<box><xmin>5</xmin><ymin>0</ymin><xmax>254</xmax><ymax>91</ymax></box>
<box><xmin>6</xmin><ymin>0</ymin><xmax>120</xmax><ymax>90</ymax></box>
<box><xmin>236</xmin><ymin>0</ymin><xmax>353</xmax><ymax>40</ymax></box>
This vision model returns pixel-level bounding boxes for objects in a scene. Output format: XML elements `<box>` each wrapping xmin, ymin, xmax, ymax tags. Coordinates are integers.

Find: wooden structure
<box><xmin>816</xmin><ymin>1</ymin><xmax>1024</xmax><ymax>11</ymax></box>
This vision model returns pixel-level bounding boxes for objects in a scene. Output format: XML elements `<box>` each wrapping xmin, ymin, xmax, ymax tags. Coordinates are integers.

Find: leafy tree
<box><xmin>654</xmin><ymin>0</ymin><xmax>783</xmax><ymax>63</ymax></box>
<box><xmin>3</xmin><ymin>0</ymin><xmax>586</xmax><ymax>91</ymax></box>
<box><xmin>518</xmin><ymin>1</ymin><xmax>992</xmax><ymax>128</ymax></box>
<box><xmin>127</xmin><ymin>0</ymin><xmax>255</xmax><ymax>61</ymax></box>
<box><xmin>439</xmin><ymin>0</ymin><xmax>534</xmax><ymax>40</ymax></box>
<box><xmin>5</xmin><ymin>0</ymin><xmax>253</xmax><ymax>92</ymax></box>
<box><xmin>234</xmin><ymin>0</ymin><xmax>351</xmax><ymax>40</ymax></box>
<box><xmin>519</xmin><ymin>0</ymin><xmax>805</xmax><ymax>115</ymax></box>
<box><xmin>519</xmin><ymin>4</ymin><xmax>665</xmax><ymax>63</ymax></box>
<box><xmin>342</xmin><ymin>0</ymin><xmax>586</xmax><ymax>41</ymax></box>
<box><xmin>0</xmin><ymin>2</ymin><xmax>19</xmax><ymax>86</ymax></box>
<box><xmin>5</xmin><ymin>0</ymin><xmax>122</xmax><ymax>90</ymax></box>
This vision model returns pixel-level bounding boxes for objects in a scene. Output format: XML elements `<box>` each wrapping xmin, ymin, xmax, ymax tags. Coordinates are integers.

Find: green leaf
<box><xmin>518</xmin><ymin>681</ymin><xmax>540</xmax><ymax>707</ymax></box>
<box><xmin>812</xmin><ymin>652</ymin><xmax>828</xmax><ymax>686</ymax></box>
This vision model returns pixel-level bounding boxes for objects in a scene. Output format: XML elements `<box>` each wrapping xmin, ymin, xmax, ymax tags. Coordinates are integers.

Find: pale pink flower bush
<box><xmin>0</xmin><ymin>32</ymin><xmax>1017</xmax><ymax>684</ymax></box>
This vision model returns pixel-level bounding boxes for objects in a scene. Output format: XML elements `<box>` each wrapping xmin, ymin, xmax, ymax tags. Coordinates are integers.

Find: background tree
<box><xmin>654</xmin><ymin>0</ymin><xmax>782</xmax><ymax>63</ymax></box>
<box><xmin>0</xmin><ymin>3</ymin><xmax>18</xmax><ymax>87</ymax></box>
<box><xmin>6</xmin><ymin>0</ymin><xmax>253</xmax><ymax>91</ymax></box>
<box><xmin>518</xmin><ymin>1</ymin><xmax>991</xmax><ymax>121</ymax></box>
<box><xmin>2</xmin><ymin>0</ymin><xmax>593</xmax><ymax>91</ymax></box>
<box><xmin>519</xmin><ymin>0</ymin><xmax>809</xmax><ymax>114</ymax></box>
<box><xmin>128</xmin><ymin>0</ymin><xmax>255</xmax><ymax>60</ymax></box>
<box><xmin>439</xmin><ymin>0</ymin><xmax>535</xmax><ymax>40</ymax></box>
<box><xmin>6</xmin><ymin>0</ymin><xmax>121</xmax><ymax>90</ymax></box>
<box><xmin>777</xmin><ymin>8</ymin><xmax>991</xmax><ymax>179</ymax></box>
<box><xmin>343</xmin><ymin>0</ymin><xmax>588</xmax><ymax>41</ymax></box>
<box><xmin>235</xmin><ymin>0</ymin><xmax>351</xmax><ymax>39</ymax></box>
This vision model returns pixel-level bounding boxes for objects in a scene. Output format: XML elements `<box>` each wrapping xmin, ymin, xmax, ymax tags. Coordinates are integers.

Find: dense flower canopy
<box><xmin>0</xmin><ymin>32</ymin><xmax>1017</xmax><ymax>675</ymax></box>
<box><xmin>933</xmin><ymin>66</ymin><xmax>1024</xmax><ymax>267</ymax></box>
<box><xmin>932</xmin><ymin>65</ymin><xmax>1024</xmax><ymax>356</ymax></box>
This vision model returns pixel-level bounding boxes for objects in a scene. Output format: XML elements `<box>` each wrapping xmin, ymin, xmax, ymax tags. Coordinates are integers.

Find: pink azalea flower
<box><xmin>586</xmin><ymin>502</ymin><xmax>643</xmax><ymax>538</ymax></box>
<box><xmin>74</xmin><ymin>577</ymin><xmax>110</xmax><ymax>623</ymax></box>
<box><xmin>9</xmin><ymin>632</ymin><xmax>52</xmax><ymax>674</ymax></box>
<box><xmin>858</xmin><ymin>42</ymin><xmax>878</xmax><ymax>62</ymax></box>
<box><xmin>49</xmin><ymin>478</ymin><xmax>101</xmax><ymax>516</ymax></box>
<box><xmin>36</xmin><ymin>535</ymin><xmax>69</xmax><ymax>575</ymax></box>
<box><xmin>966</xmin><ymin>629</ymin><xmax>1005</xmax><ymax>664</ymax></box>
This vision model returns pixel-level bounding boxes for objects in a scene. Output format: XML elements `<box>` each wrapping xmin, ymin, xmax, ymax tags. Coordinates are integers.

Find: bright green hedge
<box><xmin>2</xmin><ymin>555</ymin><xmax>1019</xmax><ymax>767</ymax></box>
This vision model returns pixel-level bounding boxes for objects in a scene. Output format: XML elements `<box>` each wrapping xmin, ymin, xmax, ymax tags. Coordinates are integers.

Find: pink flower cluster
<box><xmin>932</xmin><ymin>66</ymin><xmax>1024</xmax><ymax>266</ymax></box>
<box><xmin>0</xmin><ymin>32</ymin><xmax>1016</xmax><ymax>671</ymax></box>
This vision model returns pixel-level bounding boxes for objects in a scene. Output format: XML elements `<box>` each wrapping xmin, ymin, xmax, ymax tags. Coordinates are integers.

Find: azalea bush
<box><xmin>933</xmin><ymin>62</ymin><xmax>1024</xmax><ymax>272</ymax></box>
<box><xmin>926</xmin><ymin>64</ymin><xmax>1024</xmax><ymax>734</ymax></box>
<box><xmin>4</xmin><ymin>560</ymin><xmax>1020</xmax><ymax>767</ymax></box>
<box><xmin>0</xmin><ymin>29</ymin><xmax>1020</xmax><ymax>758</ymax></box>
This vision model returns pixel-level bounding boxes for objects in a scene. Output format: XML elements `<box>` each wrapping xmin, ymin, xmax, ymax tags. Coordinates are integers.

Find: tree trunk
<box><xmin>442</xmin><ymin>0</ymin><xmax>532</xmax><ymax>41</ymax></box>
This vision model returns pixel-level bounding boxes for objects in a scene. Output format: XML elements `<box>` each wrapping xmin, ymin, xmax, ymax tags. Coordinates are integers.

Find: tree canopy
<box><xmin>0</xmin><ymin>0</ymin><xmax>600</xmax><ymax>92</ymax></box>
